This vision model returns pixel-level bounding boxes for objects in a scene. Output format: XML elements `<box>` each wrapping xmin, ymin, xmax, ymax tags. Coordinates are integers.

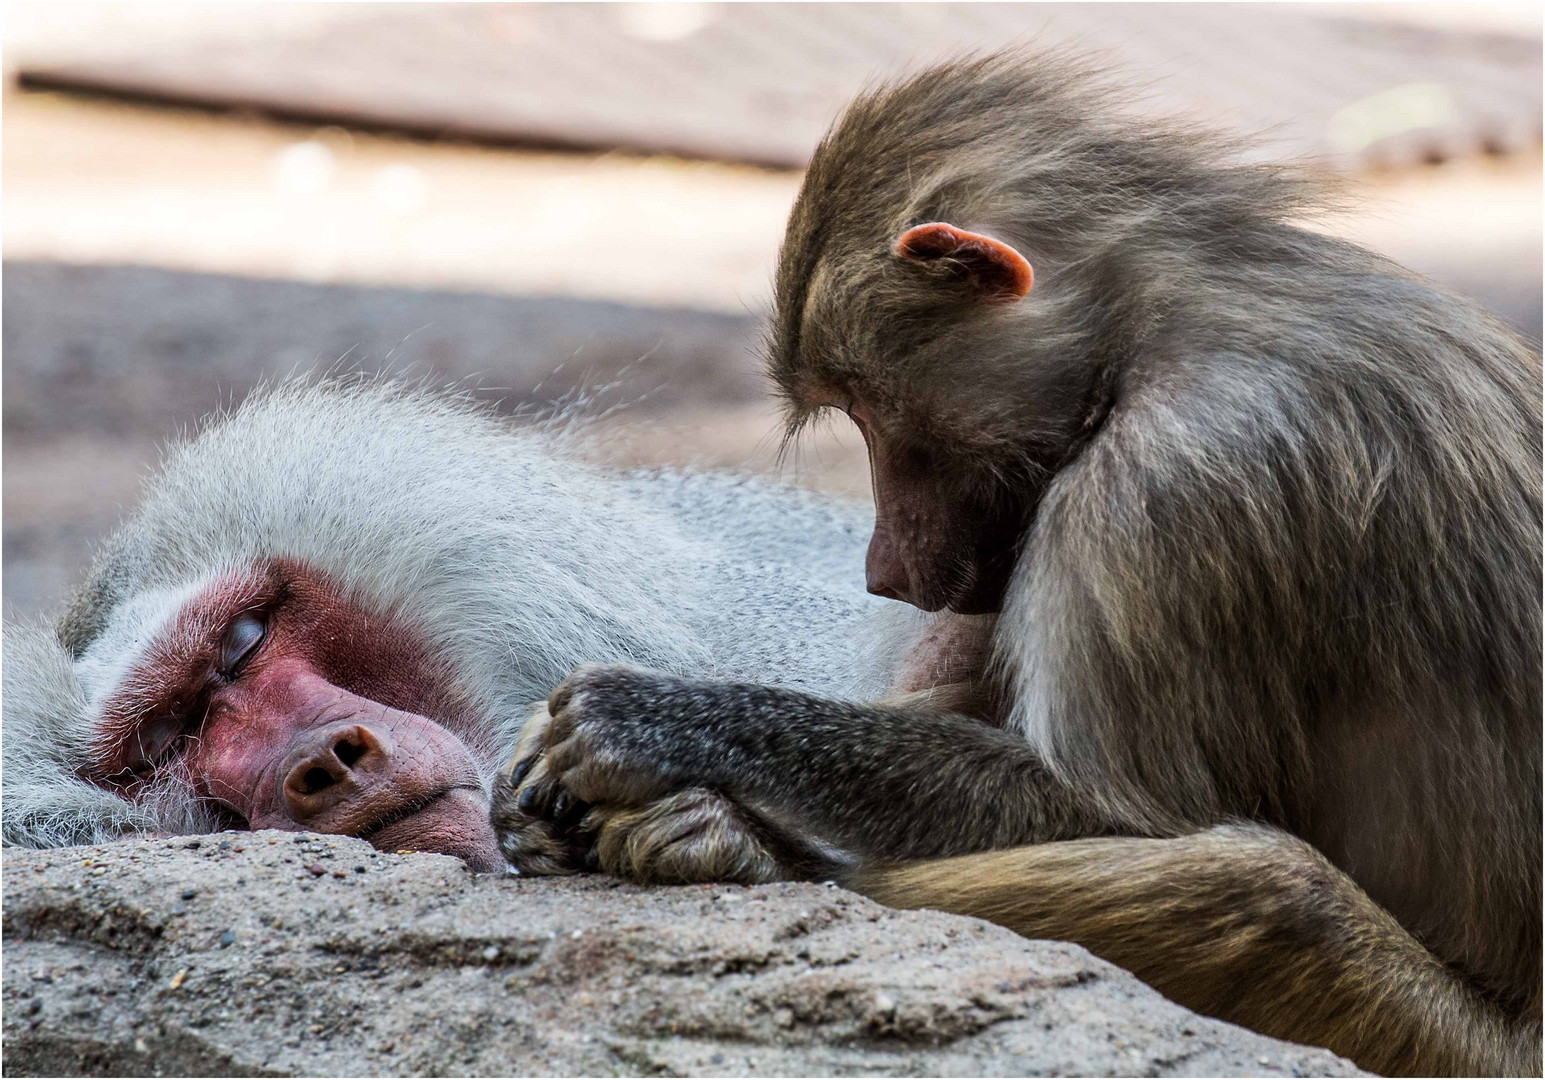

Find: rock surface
<box><xmin>3</xmin><ymin>832</ymin><xmax>1364</xmax><ymax>1077</ymax></box>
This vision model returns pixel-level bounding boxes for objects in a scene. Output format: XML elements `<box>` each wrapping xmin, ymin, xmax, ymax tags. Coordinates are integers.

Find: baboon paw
<box><xmin>489</xmin><ymin>704</ymin><xmax>592</xmax><ymax>875</ymax></box>
<box><xmin>540</xmin><ymin>663</ymin><xmax>689</xmax><ymax>806</ymax></box>
<box><xmin>591</xmin><ymin>788</ymin><xmax>787</xmax><ymax>885</ymax></box>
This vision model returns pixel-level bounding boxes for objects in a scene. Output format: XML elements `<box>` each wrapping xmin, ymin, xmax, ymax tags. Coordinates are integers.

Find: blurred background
<box><xmin>4</xmin><ymin>2</ymin><xmax>1541</xmax><ymax>620</ymax></box>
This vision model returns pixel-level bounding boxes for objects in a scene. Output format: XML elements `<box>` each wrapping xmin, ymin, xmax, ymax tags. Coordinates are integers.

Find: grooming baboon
<box><xmin>3</xmin><ymin>380</ymin><xmax>898</xmax><ymax>871</ymax></box>
<box><xmin>496</xmin><ymin>55</ymin><xmax>1543</xmax><ymax>1075</ymax></box>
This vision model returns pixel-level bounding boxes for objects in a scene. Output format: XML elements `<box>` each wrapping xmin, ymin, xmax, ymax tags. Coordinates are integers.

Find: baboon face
<box><xmin>83</xmin><ymin>558</ymin><xmax>505</xmax><ymax>870</ymax></box>
<box><xmin>781</xmin><ymin>222</ymin><xmax>1045</xmax><ymax>615</ymax></box>
<box><xmin>821</xmin><ymin>392</ymin><xmax>1024</xmax><ymax>614</ymax></box>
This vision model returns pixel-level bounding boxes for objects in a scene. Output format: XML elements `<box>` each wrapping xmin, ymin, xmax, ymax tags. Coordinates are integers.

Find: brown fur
<box><xmin>497</xmin><ymin>53</ymin><xmax>1541</xmax><ymax>1076</ymax></box>
<box><xmin>768</xmin><ymin>52</ymin><xmax>1542</xmax><ymax>1075</ymax></box>
<box><xmin>858</xmin><ymin>826</ymin><xmax>1534</xmax><ymax>1077</ymax></box>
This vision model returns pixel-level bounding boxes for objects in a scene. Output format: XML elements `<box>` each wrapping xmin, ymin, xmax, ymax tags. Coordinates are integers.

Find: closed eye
<box><xmin>219</xmin><ymin>611</ymin><xmax>267</xmax><ymax>679</ymax></box>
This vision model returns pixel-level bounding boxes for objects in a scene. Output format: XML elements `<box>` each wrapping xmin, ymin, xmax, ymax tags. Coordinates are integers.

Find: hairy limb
<box><xmin>588</xmin><ymin>788</ymin><xmax>856</xmax><ymax>884</ymax></box>
<box><xmin>497</xmin><ymin>782</ymin><xmax>790</xmax><ymax>885</ymax></box>
<box><xmin>495</xmin><ymin>751</ymin><xmax>846</xmax><ymax>886</ymax></box>
<box><xmin>585</xmin><ymin>789</ymin><xmax>784</xmax><ymax>884</ymax></box>
<box><xmin>494</xmin><ymin>700</ymin><xmax>842</xmax><ymax>882</ymax></box>
<box><xmin>506</xmin><ymin>663</ymin><xmax>1106</xmax><ymax>862</ymax></box>
<box><xmin>856</xmin><ymin>824</ymin><xmax>1541</xmax><ymax>1078</ymax></box>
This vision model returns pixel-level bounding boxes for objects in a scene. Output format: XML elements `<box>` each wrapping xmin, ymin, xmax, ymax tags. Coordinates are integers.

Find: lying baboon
<box><xmin>498</xmin><ymin>53</ymin><xmax>1543</xmax><ymax>1075</ymax></box>
<box><xmin>3</xmin><ymin>379</ymin><xmax>897</xmax><ymax>873</ymax></box>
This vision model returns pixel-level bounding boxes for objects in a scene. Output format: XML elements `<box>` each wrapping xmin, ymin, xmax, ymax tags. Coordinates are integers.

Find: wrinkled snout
<box><xmin>195</xmin><ymin>664</ymin><xmax>507</xmax><ymax>871</ymax></box>
<box><xmin>279</xmin><ymin>721</ymin><xmax>394</xmax><ymax>828</ymax></box>
<box><xmin>258</xmin><ymin>711</ymin><xmax>503</xmax><ymax>870</ymax></box>
<box><xmin>257</xmin><ymin>712</ymin><xmax>478</xmax><ymax>840</ymax></box>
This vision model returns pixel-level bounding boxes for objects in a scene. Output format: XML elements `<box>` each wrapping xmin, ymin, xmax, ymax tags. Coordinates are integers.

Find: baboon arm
<box><xmin>530</xmin><ymin>666</ymin><xmax>1109</xmax><ymax>861</ymax></box>
<box><xmin>855</xmin><ymin>824</ymin><xmax>1541</xmax><ymax>1078</ymax></box>
<box><xmin>714</xmin><ymin>696</ymin><xmax>1104</xmax><ymax>858</ymax></box>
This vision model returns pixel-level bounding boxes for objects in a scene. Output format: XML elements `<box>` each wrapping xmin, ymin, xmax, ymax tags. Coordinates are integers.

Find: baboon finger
<box><xmin>542</xmin><ymin>730</ymin><xmax>595</xmax><ymax>782</ymax></box>
<box><xmin>548</xmin><ymin>661</ymin><xmax>616</xmax><ymax>716</ymax></box>
<box><xmin>553</xmin><ymin>790</ymin><xmax>592</xmax><ymax>831</ymax></box>
<box><xmin>507</xmin><ymin>756</ymin><xmax>535</xmax><ymax>787</ymax></box>
<box><xmin>516</xmin><ymin>777</ymin><xmax>563</xmax><ymax>820</ymax></box>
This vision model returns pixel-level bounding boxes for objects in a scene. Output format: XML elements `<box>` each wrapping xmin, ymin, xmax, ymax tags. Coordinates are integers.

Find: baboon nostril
<box><xmin>300</xmin><ymin>766</ymin><xmax>335</xmax><ymax>794</ymax></box>
<box><xmin>334</xmin><ymin>737</ymin><xmax>366</xmax><ymax>768</ymax></box>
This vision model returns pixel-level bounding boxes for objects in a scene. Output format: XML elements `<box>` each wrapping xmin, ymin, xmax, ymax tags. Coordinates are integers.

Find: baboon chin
<box><xmin>498</xmin><ymin>52</ymin><xmax>1542</xmax><ymax>1077</ymax></box>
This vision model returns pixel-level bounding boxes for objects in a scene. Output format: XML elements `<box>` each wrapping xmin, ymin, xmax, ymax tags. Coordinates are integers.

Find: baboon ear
<box><xmin>894</xmin><ymin>222</ymin><xmax>1034</xmax><ymax>301</ymax></box>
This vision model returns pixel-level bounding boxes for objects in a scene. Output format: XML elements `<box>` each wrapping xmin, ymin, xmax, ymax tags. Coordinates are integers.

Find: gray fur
<box><xmin>3</xmin><ymin>378</ymin><xmax>897</xmax><ymax>849</ymax></box>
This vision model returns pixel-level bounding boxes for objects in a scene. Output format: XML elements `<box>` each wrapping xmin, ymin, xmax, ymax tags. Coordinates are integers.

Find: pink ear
<box><xmin>894</xmin><ymin>222</ymin><xmax>1034</xmax><ymax>301</ymax></box>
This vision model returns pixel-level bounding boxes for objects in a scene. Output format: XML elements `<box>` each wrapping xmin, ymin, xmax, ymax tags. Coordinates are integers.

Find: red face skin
<box><xmin>90</xmin><ymin>560</ymin><xmax>505</xmax><ymax>872</ymax></box>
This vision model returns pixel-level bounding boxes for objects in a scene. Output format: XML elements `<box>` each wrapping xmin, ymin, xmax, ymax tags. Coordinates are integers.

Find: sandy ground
<box><xmin>2</xmin><ymin>89</ymin><xmax>798</xmax><ymax>315</ymax></box>
<box><xmin>3</xmin><ymin>88</ymin><xmax>1539</xmax><ymax>621</ymax></box>
<box><xmin>4</xmin><ymin>88</ymin><xmax>1540</xmax><ymax>324</ymax></box>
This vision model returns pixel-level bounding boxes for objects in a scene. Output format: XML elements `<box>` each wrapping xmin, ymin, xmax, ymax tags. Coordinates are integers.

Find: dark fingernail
<box><xmin>554</xmin><ymin>792</ymin><xmax>572</xmax><ymax>818</ymax></box>
<box><xmin>510</xmin><ymin>758</ymin><xmax>532</xmax><ymax>785</ymax></box>
<box><xmin>558</xmin><ymin>798</ymin><xmax>591</xmax><ymax>831</ymax></box>
<box><xmin>517</xmin><ymin>785</ymin><xmax>541</xmax><ymax>813</ymax></box>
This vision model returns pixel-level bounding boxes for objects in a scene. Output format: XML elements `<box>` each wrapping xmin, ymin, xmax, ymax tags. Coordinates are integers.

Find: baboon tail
<box><xmin>851</xmin><ymin>824</ymin><xmax>1540</xmax><ymax>1077</ymax></box>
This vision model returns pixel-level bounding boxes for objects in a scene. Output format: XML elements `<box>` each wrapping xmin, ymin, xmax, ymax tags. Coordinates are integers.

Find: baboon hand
<box><xmin>490</xmin><ymin>701</ymin><xmax>595</xmax><ymax>875</ymax></box>
<box><xmin>534</xmin><ymin>663</ymin><xmax>702</xmax><ymax>807</ymax></box>
<box><xmin>587</xmin><ymin>788</ymin><xmax>789</xmax><ymax>885</ymax></box>
<box><xmin>492</xmin><ymin>669</ymin><xmax>823</xmax><ymax>884</ymax></box>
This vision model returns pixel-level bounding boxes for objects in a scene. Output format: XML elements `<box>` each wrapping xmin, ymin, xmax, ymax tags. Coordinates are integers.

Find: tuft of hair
<box><xmin>3</xmin><ymin>622</ymin><xmax>222</xmax><ymax>845</ymax></box>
